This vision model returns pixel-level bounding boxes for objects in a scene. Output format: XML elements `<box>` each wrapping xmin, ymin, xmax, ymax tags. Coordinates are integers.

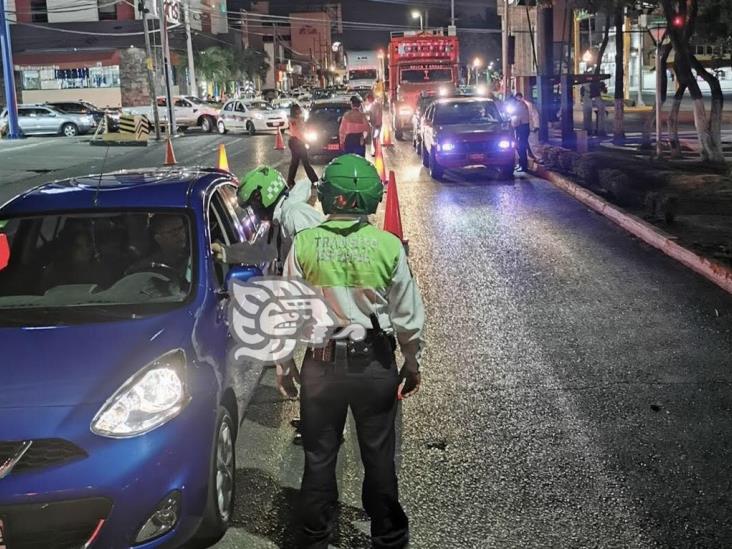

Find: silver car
<box><xmin>0</xmin><ymin>104</ymin><xmax>95</xmax><ymax>137</ymax></box>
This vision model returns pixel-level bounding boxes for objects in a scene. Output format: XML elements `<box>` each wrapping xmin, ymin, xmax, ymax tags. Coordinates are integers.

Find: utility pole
<box><xmin>158</xmin><ymin>0</ymin><xmax>176</xmax><ymax>136</ymax></box>
<box><xmin>655</xmin><ymin>29</ymin><xmax>665</xmax><ymax>158</ymax></box>
<box><xmin>184</xmin><ymin>1</ymin><xmax>197</xmax><ymax>96</ymax></box>
<box><xmin>0</xmin><ymin>0</ymin><xmax>21</xmax><ymax>139</ymax></box>
<box><xmin>501</xmin><ymin>0</ymin><xmax>510</xmax><ymax>99</ymax></box>
<box><xmin>141</xmin><ymin>0</ymin><xmax>161</xmax><ymax>140</ymax></box>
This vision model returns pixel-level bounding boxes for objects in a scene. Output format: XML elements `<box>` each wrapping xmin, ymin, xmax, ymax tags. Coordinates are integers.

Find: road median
<box><xmin>536</xmin><ymin>165</ymin><xmax>732</xmax><ymax>295</ymax></box>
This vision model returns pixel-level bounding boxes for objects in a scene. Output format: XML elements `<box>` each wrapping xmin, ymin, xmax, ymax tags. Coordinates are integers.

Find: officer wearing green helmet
<box><xmin>211</xmin><ymin>165</ymin><xmax>323</xmax><ymax>270</ymax></box>
<box><xmin>282</xmin><ymin>154</ymin><xmax>425</xmax><ymax>549</ymax></box>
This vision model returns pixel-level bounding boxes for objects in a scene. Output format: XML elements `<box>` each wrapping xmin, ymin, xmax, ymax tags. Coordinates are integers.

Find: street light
<box><xmin>411</xmin><ymin>10</ymin><xmax>424</xmax><ymax>32</ymax></box>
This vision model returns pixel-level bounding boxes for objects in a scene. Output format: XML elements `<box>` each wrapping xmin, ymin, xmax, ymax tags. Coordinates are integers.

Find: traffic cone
<box><xmin>373</xmin><ymin>140</ymin><xmax>387</xmax><ymax>184</ymax></box>
<box><xmin>381</xmin><ymin>118</ymin><xmax>394</xmax><ymax>147</ymax></box>
<box><xmin>383</xmin><ymin>170</ymin><xmax>404</xmax><ymax>242</ymax></box>
<box><xmin>164</xmin><ymin>138</ymin><xmax>177</xmax><ymax>166</ymax></box>
<box><xmin>216</xmin><ymin>143</ymin><xmax>230</xmax><ymax>172</ymax></box>
<box><xmin>274</xmin><ymin>129</ymin><xmax>285</xmax><ymax>151</ymax></box>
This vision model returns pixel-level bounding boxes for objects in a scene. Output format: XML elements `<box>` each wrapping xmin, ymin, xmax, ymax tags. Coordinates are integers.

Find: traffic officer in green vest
<box><xmin>211</xmin><ymin>165</ymin><xmax>323</xmax><ymax>274</ymax></box>
<box><xmin>281</xmin><ymin>154</ymin><xmax>425</xmax><ymax>549</ymax></box>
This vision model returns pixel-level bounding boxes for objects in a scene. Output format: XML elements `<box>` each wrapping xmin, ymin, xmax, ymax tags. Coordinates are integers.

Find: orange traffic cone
<box><xmin>164</xmin><ymin>138</ymin><xmax>177</xmax><ymax>166</ymax></box>
<box><xmin>373</xmin><ymin>140</ymin><xmax>387</xmax><ymax>184</ymax></box>
<box><xmin>216</xmin><ymin>143</ymin><xmax>230</xmax><ymax>172</ymax></box>
<box><xmin>383</xmin><ymin>170</ymin><xmax>404</xmax><ymax>242</ymax></box>
<box><xmin>381</xmin><ymin>118</ymin><xmax>394</xmax><ymax>147</ymax></box>
<box><xmin>274</xmin><ymin>129</ymin><xmax>285</xmax><ymax>151</ymax></box>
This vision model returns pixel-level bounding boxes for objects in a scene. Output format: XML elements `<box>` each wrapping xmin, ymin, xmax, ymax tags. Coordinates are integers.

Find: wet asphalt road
<box><xmin>2</xmin><ymin>133</ymin><xmax>732</xmax><ymax>548</ymax></box>
<box><xmin>217</xmin><ymin>141</ymin><xmax>732</xmax><ymax>548</ymax></box>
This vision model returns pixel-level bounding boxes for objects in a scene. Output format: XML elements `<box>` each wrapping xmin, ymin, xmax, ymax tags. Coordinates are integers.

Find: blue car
<box><xmin>0</xmin><ymin>168</ymin><xmax>263</xmax><ymax>548</ymax></box>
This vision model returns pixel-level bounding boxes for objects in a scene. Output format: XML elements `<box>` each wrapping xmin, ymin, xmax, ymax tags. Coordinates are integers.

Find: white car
<box><xmin>123</xmin><ymin>96</ymin><xmax>219</xmax><ymax>133</ymax></box>
<box><xmin>216</xmin><ymin>100</ymin><xmax>288</xmax><ymax>135</ymax></box>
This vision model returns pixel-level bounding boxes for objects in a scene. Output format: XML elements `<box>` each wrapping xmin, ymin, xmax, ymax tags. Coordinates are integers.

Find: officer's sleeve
<box><xmin>282</xmin><ymin>238</ymin><xmax>304</xmax><ymax>279</ymax></box>
<box><xmin>386</xmin><ymin>247</ymin><xmax>425</xmax><ymax>372</ymax></box>
<box><xmin>279</xmin><ymin>203</ymin><xmax>325</xmax><ymax>243</ymax></box>
<box><xmin>220</xmin><ymin>238</ymin><xmax>277</xmax><ymax>265</ymax></box>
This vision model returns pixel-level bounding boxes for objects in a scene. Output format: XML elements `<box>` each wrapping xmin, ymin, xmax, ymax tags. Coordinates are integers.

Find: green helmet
<box><xmin>237</xmin><ymin>166</ymin><xmax>288</xmax><ymax>210</ymax></box>
<box><xmin>319</xmin><ymin>154</ymin><xmax>384</xmax><ymax>215</ymax></box>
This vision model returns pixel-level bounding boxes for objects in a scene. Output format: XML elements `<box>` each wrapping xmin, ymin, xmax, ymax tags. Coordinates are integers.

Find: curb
<box><xmin>536</xmin><ymin>166</ymin><xmax>732</xmax><ymax>295</ymax></box>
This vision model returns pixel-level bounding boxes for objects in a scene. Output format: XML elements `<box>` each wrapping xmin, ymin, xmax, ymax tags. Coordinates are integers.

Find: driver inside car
<box><xmin>128</xmin><ymin>214</ymin><xmax>191</xmax><ymax>290</ymax></box>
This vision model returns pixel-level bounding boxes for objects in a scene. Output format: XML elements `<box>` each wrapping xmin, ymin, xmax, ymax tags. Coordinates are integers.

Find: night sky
<box><xmin>241</xmin><ymin>0</ymin><xmax>499</xmax><ymax>54</ymax></box>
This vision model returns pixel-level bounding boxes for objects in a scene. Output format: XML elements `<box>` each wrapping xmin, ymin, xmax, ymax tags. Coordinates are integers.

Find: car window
<box><xmin>208</xmin><ymin>192</ymin><xmax>236</xmax><ymax>286</ymax></box>
<box><xmin>174</xmin><ymin>99</ymin><xmax>190</xmax><ymax>108</ymax></box>
<box><xmin>223</xmin><ymin>102</ymin><xmax>234</xmax><ymax>112</ymax></box>
<box><xmin>18</xmin><ymin>108</ymin><xmax>33</xmax><ymax>117</ymax></box>
<box><xmin>309</xmin><ymin>104</ymin><xmax>350</xmax><ymax>123</ymax></box>
<box><xmin>0</xmin><ymin>211</ymin><xmax>193</xmax><ymax>323</ymax></box>
<box><xmin>157</xmin><ymin>98</ymin><xmax>167</xmax><ymax>107</ymax></box>
<box><xmin>434</xmin><ymin>101</ymin><xmax>501</xmax><ymax>125</ymax></box>
<box><xmin>217</xmin><ymin>184</ymin><xmax>259</xmax><ymax>243</ymax></box>
<box><xmin>236</xmin><ymin>103</ymin><xmax>246</xmax><ymax>113</ymax></box>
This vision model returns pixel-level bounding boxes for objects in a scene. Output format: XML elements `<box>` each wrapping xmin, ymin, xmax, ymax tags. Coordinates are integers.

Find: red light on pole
<box><xmin>672</xmin><ymin>14</ymin><xmax>684</xmax><ymax>28</ymax></box>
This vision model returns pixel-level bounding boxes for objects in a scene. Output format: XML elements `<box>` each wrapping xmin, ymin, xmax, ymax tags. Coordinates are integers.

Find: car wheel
<box><xmin>201</xmin><ymin>116</ymin><xmax>213</xmax><ymax>133</ymax></box>
<box><xmin>217</xmin><ymin>120</ymin><xmax>227</xmax><ymax>134</ymax></box>
<box><xmin>61</xmin><ymin>123</ymin><xmax>78</xmax><ymax>137</ymax></box>
<box><xmin>416</xmin><ymin>139</ymin><xmax>423</xmax><ymax>157</ymax></box>
<box><xmin>429</xmin><ymin>149</ymin><xmax>444</xmax><ymax>181</ymax></box>
<box><xmin>195</xmin><ymin>405</ymin><xmax>235</xmax><ymax>545</ymax></box>
<box><xmin>500</xmin><ymin>165</ymin><xmax>515</xmax><ymax>180</ymax></box>
<box><xmin>421</xmin><ymin>146</ymin><xmax>429</xmax><ymax>168</ymax></box>
<box><xmin>394</xmin><ymin>127</ymin><xmax>404</xmax><ymax>141</ymax></box>
<box><xmin>246</xmin><ymin>121</ymin><xmax>256</xmax><ymax>136</ymax></box>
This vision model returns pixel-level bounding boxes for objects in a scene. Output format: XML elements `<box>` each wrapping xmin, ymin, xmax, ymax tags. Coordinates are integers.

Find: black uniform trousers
<box><xmin>299</xmin><ymin>346</ymin><xmax>408</xmax><ymax>549</ymax></box>
<box><xmin>515</xmin><ymin>122</ymin><xmax>531</xmax><ymax>171</ymax></box>
<box><xmin>288</xmin><ymin>137</ymin><xmax>319</xmax><ymax>187</ymax></box>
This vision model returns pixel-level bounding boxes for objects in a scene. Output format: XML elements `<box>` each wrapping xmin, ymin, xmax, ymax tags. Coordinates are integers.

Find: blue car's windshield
<box><xmin>0</xmin><ymin>211</ymin><xmax>193</xmax><ymax>317</ymax></box>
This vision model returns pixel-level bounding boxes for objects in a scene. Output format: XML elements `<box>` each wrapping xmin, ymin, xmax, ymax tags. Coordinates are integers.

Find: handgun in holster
<box><xmin>369</xmin><ymin>313</ymin><xmax>397</xmax><ymax>362</ymax></box>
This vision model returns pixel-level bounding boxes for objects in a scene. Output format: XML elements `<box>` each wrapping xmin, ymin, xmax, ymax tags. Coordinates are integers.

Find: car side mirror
<box><xmin>223</xmin><ymin>264</ymin><xmax>264</xmax><ymax>297</ymax></box>
<box><xmin>192</xmin><ymin>108</ymin><xmax>198</xmax><ymax>113</ymax></box>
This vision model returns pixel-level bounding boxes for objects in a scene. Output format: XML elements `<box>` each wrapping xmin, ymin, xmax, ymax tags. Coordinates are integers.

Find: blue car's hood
<box><xmin>0</xmin><ymin>311</ymin><xmax>194</xmax><ymax>408</ymax></box>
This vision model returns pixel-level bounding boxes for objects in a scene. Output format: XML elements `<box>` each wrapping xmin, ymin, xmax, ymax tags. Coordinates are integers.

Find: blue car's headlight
<box><xmin>91</xmin><ymin>350</ymin><xmax>190</xmax><ymax>438</ymax></box>
<box><xmin>498</xmin><ymin>139</ymin><xmax>512</xmax><ymax>149</ymax></box>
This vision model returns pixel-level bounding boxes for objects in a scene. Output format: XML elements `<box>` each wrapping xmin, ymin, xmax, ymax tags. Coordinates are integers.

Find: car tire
<box><xmin>61</xmin><ymin>123</ymin><xmax>78</xmax><ymax>137</ymax></box>
<box><xmin>194</xmin><ymin>405</ymin><xmax>236</xmax><ymax>545</ymax></box>
<box><xmin>421</xmin><ymin>147</ymin><xmax>429</xmax><ymax>168</ymax></box>
<box><xmin>500</xmin><ymin>165</ymin><xmax>515</xmax><ymax>180</ymax></box>
<box><xmin>246</xmin><ymin>121</ymin><xmax>256</xmax><ymax>136</ymax></box>
<box><xmin>416</xmin><ymin>139</ymin><xmax>423</xmax><ymax>157</ymax></box>
<box><xmin>429</xmin><ymin>149</ymin><xmax>444</xmax><ymax>181</ymax></box>
<box><xmin>217</xmin><ymin>120</ymin><xmax>227</xmax><ymax>134</ymax></box>
<box><xmin>201</xmin><ymin>116</ymin><xmax>214</xmax><ymax>133</ymax></box>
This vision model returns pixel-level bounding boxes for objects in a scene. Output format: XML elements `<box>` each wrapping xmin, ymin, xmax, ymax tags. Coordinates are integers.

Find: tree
<box><xmin>194</xmin><ymin>47</ymin><xmax>234</xmax><ymax>93</ymax></box>
<box><xmin>232</xmin><ymin>48</ymin><xmax>270</xmax><ymax>88</ymax></box>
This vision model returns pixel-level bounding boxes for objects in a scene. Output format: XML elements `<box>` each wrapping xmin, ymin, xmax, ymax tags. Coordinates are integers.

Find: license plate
<box><xmin>469</xmin><ymin>153</ymin><xmax>484</xmax><ymax>161</ymax></box>
<box><xmin>0</xmin><ymin>518</ymin><xmax>7</xmax><ymax>549</ymax></box>
<box><xmin>326</xmin><ymin>144</ymin><xmax>340</xmax><ymax>151</ymax></box>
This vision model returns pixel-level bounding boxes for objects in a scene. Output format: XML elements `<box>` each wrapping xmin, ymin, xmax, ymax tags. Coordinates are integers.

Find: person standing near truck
<box><xmin>287</xmin><ymin>104</ymin><xmax>319</xmax><ymax>188</ymax></box>
<box><xmin>339</xmin><ymin>95</ymin><xmax>371</xmax><ymax>157</ymax></box>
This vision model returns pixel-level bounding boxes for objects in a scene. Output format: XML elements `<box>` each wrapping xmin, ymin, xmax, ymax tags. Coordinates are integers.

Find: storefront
<box><xmin>14</xmin><ymin>50</ymin><xmax>124</xmax><ymax>108</ymax></box>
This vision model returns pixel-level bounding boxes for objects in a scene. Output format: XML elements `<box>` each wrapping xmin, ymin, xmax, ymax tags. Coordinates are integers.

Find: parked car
<box><xmin>0</xmin><ymin>167</ymin><xmax>264</xmax><ymax>548</ymax></box>
<box><xmin>216</xmin><ymin>100</ymin><xmax>288</xmax><ymax>135</ymax></box>
<box><xmin>419</xmin><ymin>96</ymin><xmax>515</xmax><ymax>180</ymax></box>
<box><xmin>123</xmin><ymin>96</ymin><xmax>219</xmax><ymax>133</ymax></box>
<box><xmin>47</xmin><ymin>101</ymin><xmax>120</xmax><ymax>131</ymax></box>
<box><xmin>0</xmin><ymin>104</ymin><xmax>95</xmax><ymax>137</ymax></box>
<box><xmin>303</xmin><ymin>99</ymin><xmax>352</xmax><ymax>159</ymax></box>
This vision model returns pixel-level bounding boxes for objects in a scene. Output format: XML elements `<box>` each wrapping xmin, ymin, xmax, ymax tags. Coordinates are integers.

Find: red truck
<box><xmin>388</xmin><ymin>30</ymin><xmax>459</xmax><ymax>140</ymax></box>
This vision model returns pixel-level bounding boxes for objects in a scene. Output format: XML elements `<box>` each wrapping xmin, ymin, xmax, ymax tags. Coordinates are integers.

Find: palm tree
<box><xmin>194</xmin><ymin>47</ymin><xmax>234</xmax><ymax>94</ymax></box>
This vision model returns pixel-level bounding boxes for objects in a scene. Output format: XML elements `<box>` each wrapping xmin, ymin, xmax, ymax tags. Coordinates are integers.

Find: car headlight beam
<box><xmin>91</xmin><ymin>350</ymin><xmax>190</xmax><ymax>438</ymax></box>
<box><xmin>304</xmin><ymin>130</ymin><xmax>318</xmax><ymax>143</ymax></box>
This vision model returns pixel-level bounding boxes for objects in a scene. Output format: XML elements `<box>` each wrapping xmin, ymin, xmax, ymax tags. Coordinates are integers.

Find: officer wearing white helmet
<box><xmin>282</xmin><ymin>154</ymin><xmax>425</xmax><ymax>548</ymax></box>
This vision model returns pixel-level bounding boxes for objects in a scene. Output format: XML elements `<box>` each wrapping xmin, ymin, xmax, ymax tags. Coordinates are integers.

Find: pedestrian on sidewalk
<box><xmin>287</xmin><ymin>104</ymin><xmax>319</xmax><ymax>188</ymax></box>
<box><xmin>510</xmin><ymin>94</ymin><xmax>531</xmax><ymax>172</ymax></box>
<box><xmin>339</xmin><ymin>95</ymin><xmax>371</xmax><ymax>157</ymax></box>
<box><xmin>516</xmin><ymin>92</ymin><xmax>540</xmax><ymax>163</ymax></box>
<box><xmin>365</xmin><ymin>92</ymin><xmax>383</xmax><ymax>156</ymax></box>
<box><xmin>590</xmin><ymin>80</ymin><xmax>608</xmax><ymax>136</ymax></box>
<box><xmin>281</xmin><ymin>154</ymin><xmax>425</xmax><ymax>549</ymax></box>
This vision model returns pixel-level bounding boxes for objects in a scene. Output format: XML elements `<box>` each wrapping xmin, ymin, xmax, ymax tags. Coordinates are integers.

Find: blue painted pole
<box><xmin>0</xmin><ymin>0</ymin><xmax>22</xmax><ymax>139</ymax></box>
